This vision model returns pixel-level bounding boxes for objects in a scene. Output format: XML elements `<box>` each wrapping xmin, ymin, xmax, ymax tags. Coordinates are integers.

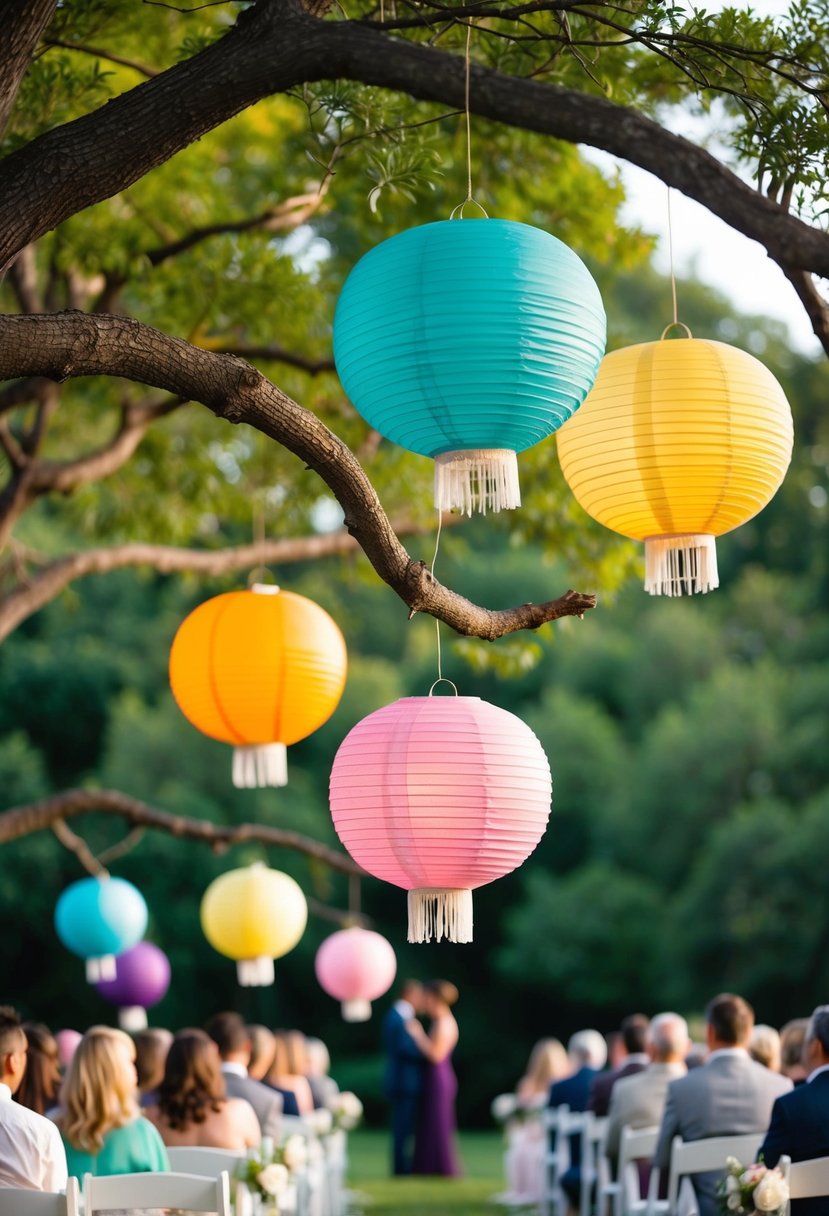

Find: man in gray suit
<box><xmin>205</xmin><ymin>1010</ymin><xmax>282</xmax><ymax>1140</ymax></box>
<box><xmin>606</xmin><ymin>1012</ymin><xmax>690</xmax><ymax>1163</ymax></box>
<box><xmin>655</xmin><ymin>994</ymin><xmax>792</xmax><ymax>1216</ymax></box>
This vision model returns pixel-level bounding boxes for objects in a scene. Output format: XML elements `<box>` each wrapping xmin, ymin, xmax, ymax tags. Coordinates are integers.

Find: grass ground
<box><xmin>346</xmin><ymin>1129</ymin><xmax>507</xmax><ymax>1215</ymax></box>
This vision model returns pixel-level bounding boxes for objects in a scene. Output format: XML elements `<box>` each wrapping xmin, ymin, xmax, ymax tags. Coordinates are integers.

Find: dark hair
<box><xmin>204</xmin><ymin>1011</ymin><xmax>248</xmax><ymax>1058</ymax></box>
<box><xmin>0</xmin><ymin>1006</ymin><xmax>24</xmax><ymax>1059</ymax></box>
<box><xmin>399</xmin><ymin>979</ymin><xmax>421</xmax><ymax>998</ymax></box>
<box><xmin>621</xmin><ymin>1014</ymin><xmax>650</xmax><ymax>1055</ymax></box>
<box><xmin>157</xmin><ymin>1029</ymin><xmax>225</xmax><ymax>1131</ymax></box>
<box><xmin>424</xmin><ymin>979</ymin><xmax>459</xmax><ymax>1007</ymax></box>
<box><xmin>133</xmin><ymin>1029</ymin><xmax>171</xmax><ymax>1091</ymax></box>
<box><xmin>807</xmin><ymin>1007</ymin><xmax>829</xmax><ymax>1056</ymax></box>
<box><xmin>15</xmin><ymin>1022</ymin><xmax>59</xmax><ymax>1116</ymax></box>
<box><xmin>706</xmin><ymin>993</ymin><xmax>754</xmax><ymax>1045</ymax></box>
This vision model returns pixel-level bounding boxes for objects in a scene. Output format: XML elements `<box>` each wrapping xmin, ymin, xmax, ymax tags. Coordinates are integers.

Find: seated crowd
<box><xmin>0</xmin><ymin>1005</ymin><xmax>341</xmax><ymax>1191</ymax></box>
<box><xmin>501</xmin><ymin>994</ymin><xmax>829</xmax><ymax>1215</ymax></box>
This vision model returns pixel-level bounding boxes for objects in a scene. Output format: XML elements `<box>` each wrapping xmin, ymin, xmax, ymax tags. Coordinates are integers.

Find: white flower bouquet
<box><xmin>717</xmin><ymin>1158</ymin><xmax>789</xmax><ymax>1216</ymax></box>
<box><xmin>325</xmin><ymin>1090</ymin><xmax>363</xmax><ymax>1131</ymax></box>
<box><xmin>237</xmin><ymin>1136</ymin><xmax>305</xmax><ymax>1212</ymax></box>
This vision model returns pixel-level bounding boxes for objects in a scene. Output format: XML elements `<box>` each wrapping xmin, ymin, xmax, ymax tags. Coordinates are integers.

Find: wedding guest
<box><xmin>502</xmin><ymin>1039</ymin><xmax>569</xmax><ymax>1203</ymax></box>
<box><xmin>146</xmin><ymin>1028</ymin><xmax>260</xmax><ymax>1149</ymax></box>
<box><xmin>654</xmin><ymin>994</ymin><xmax>791</xmax><ymax>1216</ymax></box>
<box><xmin>133</xmin><ymin>1028</ymin><xmax>172</xmax><ymax>1108</ymax></box>
<box><xmin>780</xmin><ymin>1018</ymin><xmax>810</xmax><ymax>1085</ymax></box>
<box><xmin>750</xmin><ymin>1024</ymin><xmax>782</xmax><ymax>1072</ymax></box>
<box><xmin>516</xmin><ymin>1039</ymin><xmax>569</xmax><ymax>1106</ymax></box>
<box><xmin>759</xmin><ymin>1005</ymin><xmax>829</xmax><ymax>1216</ymax></box>
<box><xmin>54</xmin><ymin>1025</ymin><xmax>169</xmax><ymax>1178</ymax></box>
<box><xmin>306</xmin><ymin>1037</ymin><xmax>340</xmax><ymax>1109</ymax></box>
<box><xmin>265</xmin><ymin>1030</ymin><xmax>314</xmax><ymax>1116</ymax></box>
<box><xmin>0</xmin><ymin>1006</ymin><xmax>67</xmax><ymax>1190</ymax></box>
<box><xmin>205</xmin><ymin>1011</ymin><xmax>282</xmax><ymax>1139</ymax></box>
<box><xmin>590</xmin><ymin>1014</ymin><xmax>650</xmax><ymax>1116</ymax></box>
<box><xmin>408</xmin><ymin>979</ymin><xmax>462</xmax><ymax>1177</ymax></box>
<box><xmin>382</xmin><ymin>979</ymin><xmax>426</xmax><ymax>1177</ymax></box>
<box><xmin>606</xmin><ymin>1012</ymin><xmax>689</xmax><ymax>1162</ymax></box>
<box><xmin>15</xmin><ymin>1022</ymin><xmax>61</xmax><ymax>1116</ymax></box>
<box><xmin>549</xmin><ymin>1030</ymin><xmax>607</xmax><ymax>1208</ymax></box>
<box><xmin>246</xmin><ymin>1025</ymin><xmax>275</xmax><ymax>1082</ymax></box>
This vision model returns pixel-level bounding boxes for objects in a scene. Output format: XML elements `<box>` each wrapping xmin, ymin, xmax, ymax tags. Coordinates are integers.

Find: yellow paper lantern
<box><xmin>556</xmin><ymin>333</ymin><xmax>794</xmax><ymax>595</ymax></box>
<box><xmin>169</xmin><ymin>584</ymin><xmax>347</xmax><ymax>787</ymax></box>
<box><xmin>200</xmin><ymin>863</ymin><xmax>308</xmax><ymax>986</ymax></box>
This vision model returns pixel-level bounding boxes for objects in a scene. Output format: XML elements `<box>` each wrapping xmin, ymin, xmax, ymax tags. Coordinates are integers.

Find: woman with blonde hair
<box><xmin>54</xmin><ymin>1025</ymin><xmax>169</xmax><ymax>1178</ymax></box>
<box><xmin>146</xmin><ymin>1029</ymin><xmax>259</xmax><ymax>1149</ymax></box>
<box><xmin>516</xmin><ymin>1038</ymin><xmax>569</xmax><ymax>1105</ymax></box>
<box><xmin>501</xmin><ymin>1038</ymin><xmax>570</xmax><ymax>1203</ymax></box>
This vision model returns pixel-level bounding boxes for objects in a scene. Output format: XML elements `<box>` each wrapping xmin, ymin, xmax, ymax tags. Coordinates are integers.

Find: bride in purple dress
<box><xmin>408</xmin><ymin>979</ymin><xmax>462</xmax><ymax>1176</ymax></box>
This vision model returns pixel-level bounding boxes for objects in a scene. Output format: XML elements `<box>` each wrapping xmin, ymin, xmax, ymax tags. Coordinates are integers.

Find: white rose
<box><xmin>727</xmin><ymin>1193</ymin><xmax>742</xmax><ymax>1210</ymax></box>
<box><xmin>753</xmin><ymin>1174</ymin><xmax>789</xmax><ymax>1212</ymax></box>
<box><xmin>308</xmin><ymin>1108</ymin><xmax>333</xmax><ymax>1136</ymax></box>
<box><xmin>726</xmin><ymin>1176</ymin><xmax>740</xmax><ymax>1195</ymax></box>
<box><xmin>257</xmin><ymin>1163</ymin><xmax>289</xmax><ymax>1197</ymax></box>
<box><xmin>281</xmin><ymin>1135</ymin><xmax>308</xmax><ymax>1171</ymax></box>
<box><xmin>339</xmin><ymin>1092</ymin><xmax>363</xmax><ymax>1119</ymax></box>
<box><xmin>491</xmin><ymin>1094</ymin><xmax>517</xmax><ymax>1121</ymax></box>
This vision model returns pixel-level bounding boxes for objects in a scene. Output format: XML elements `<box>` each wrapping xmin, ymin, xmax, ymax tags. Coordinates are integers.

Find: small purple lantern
<box><xmin>95</xmin><ymin>941</ymin><xmax>171</xmax><ymax>1030</ymax></box>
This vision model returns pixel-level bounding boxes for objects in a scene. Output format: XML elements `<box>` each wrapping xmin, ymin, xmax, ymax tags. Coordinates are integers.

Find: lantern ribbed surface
<box><xmin>556</xmin><ymin>338</ymin><xmax>794</xmax><ymax>595</ymax></box>
<box><xmin>200</xmin><ymin>863</ymin><xmax>307</xmax><ymax>986</ymax></box>
<box><xmin>169</xmin><ymin>585</ymin><xmax>347</xmax><ymax>787</ymax></box>
<box><xmin>55</xmin><ymin>876</ymin><xmax>148</xmax><ymax>982</ymax></box>
<box><xmin>95</xmin><ymin>941</ymin><xmax>171</xmax><ymax>1019</ymax></box>
<box><xmin>315</xmin><ymin>927</ymin><xmax>397</xmax><ymax>1022</ymax></box>
<box><xmin>333</xmin><ymin>219</ymin><xmax>606</xmax><ymax>514</ymax></box>
<box><xmin>329</xmin><ymin>696</ymin><xmax>552</xmax><ymax>943</ymax></box>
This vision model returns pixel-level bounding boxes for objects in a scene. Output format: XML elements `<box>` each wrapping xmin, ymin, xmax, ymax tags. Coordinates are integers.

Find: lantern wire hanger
<box><xmin>429</xmin><ymin>511</ymin><xmax>458</xmax><ymax>697</ymax></box>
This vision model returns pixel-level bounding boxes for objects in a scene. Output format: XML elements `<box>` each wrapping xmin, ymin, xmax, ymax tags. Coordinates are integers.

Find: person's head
<box><xmin>15</xmin><ymin>1022</ymin><xmax>60</xmax><ymax>1114</ymax></box>
<box><xmin>305</xmin><ymin>1038</ymin><xmax>331</xmax><ymax>1079</ymax></box>
<box><xmin>247</xmin><ymin>1025</ymin><xmax>276</xmax><ymax>1082</ymax></box>
<box><xmin>705</xmin><ymin>993</ymin><xmax>754</xmax><ymax>1049</ymax></box>
<box><xmin>0</xmin><ymin>1006</ymin><xmax>28</xmax><ymax>1095</ymax></box>
<box><xmin>423</xmin><ymin>980</ymin><xmax>459</xmax><ymax>1018</ymax></box>
<box><xmin>268</xmin><ymin>1030</ymin><xmax>291</xmax><ymax>1082</ymax></box>
<box><xmin>647</xmin><ymin>1013</ymin><xmax>690</xmax><ymax>1064</ymax></box>
<box><xmin>58</xmin><ymin>1026</ymin><xmax>137</xmax><ymax>1152</ymax></box>
<box><xmin>568</xmin><ymin>1030</ymin><xmax>607</xmax><ymax>1071</ymax></box>
<box><xmin>157</xmin><ymin>1029</ymin><xmax>225</xmax><ymax>1131</ymax></box>
<box><xmin>132</xmin><ymin>1028</ymin><xmax>173</xmax><ymax>1094</ymax></box>
<box><xmin>285</xmin><ymin>1030</ymin><xmax>308</xmax><ymax>1076</ymax></box>
<box><xmin>803</xmin><ymin>1006</ymin><xmax>829</xmax><ymax>1073</ymax></box>
<box><xmin>606</xmin><ymin>1032</ymin><xmax>626</xmax><ymax>1070</ymax></box>
<box><xmin>780</xmin><ymin>1018</ymin><xmax>810</xmax><ymax>1079</ymax></box>
<box><xmin>400</xmin><ymin>979</ymin><xmax>424</xmax><ymax>1014</ymax></box>
<box><xmin>204</xmin><ymin>1011</ymin><xmax>250</xmax><ymax>1065</ymax></box>
<box><xmin>621</xmin><ymin>1014</ymin><xmax>650</xmax><ymax>1056</ymax></box>
<box><xmin>524</xmin><ymin>1039</ymin><xmax>569</xmax><ymax>1090</ymax></box>
<box><xmin>749</xmin><ymin>1024</ymin><xmax>782</xmax><ymax>1072</ymax></box>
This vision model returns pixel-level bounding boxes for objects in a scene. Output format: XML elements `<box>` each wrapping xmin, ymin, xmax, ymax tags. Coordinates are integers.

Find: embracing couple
<box><xmin>382</xmin><ymin>977</ymin><xmax>461</xmax><ymax>1177</ymax></box>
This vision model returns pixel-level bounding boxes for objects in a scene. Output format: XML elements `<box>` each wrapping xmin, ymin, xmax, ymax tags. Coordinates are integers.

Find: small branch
<box><xmin>0</xmin><ymin>789</ymin><xmax>363</xmax><ymax>876</ymax></box>
<box><xmin>43</xmin><ymin>37</ymin><xmax>161</xmax><ymax>79</ymax></box>
<box><xmin>51</xmin><ymin>818</ymin><xmax>108</xmax><ymax>877</ymax></box>
<box><xmin>7</xmin><ymin>246</ymin><xmax>42</xmax><ymax>314</ymax></box>
<box><xmin>781</xmin><ymin>268</ymin><xmax>829</xmax><ymax>357</ymax></box>
<box><xmin>146</xmin><ymin>193</ymin><xmax>329</xmax><ymax>266</ymax></box>
<box><xmin>211</xmin><ymin>344</ymin><xmax>335</xmax><ymax>376</ymax></box>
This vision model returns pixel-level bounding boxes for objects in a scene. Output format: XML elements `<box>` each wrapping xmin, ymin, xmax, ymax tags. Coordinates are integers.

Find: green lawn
<box><xmin>346</xmin><ymin>1130</ymin><xmax>508</xmax><ymax>1215</ymax></box>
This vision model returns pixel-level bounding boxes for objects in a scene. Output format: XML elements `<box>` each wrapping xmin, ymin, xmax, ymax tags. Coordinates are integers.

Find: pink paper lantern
<box><xmin>56</xmin><ymin>1028</ymin><xmax>82</xmax><ymax>1069</ymax></box>
<box><xmin>329</xmin><ymin>696</ymin><xmax>552</xmax><ymax>943</ymax></box>
<box><xmin>315</xmin><ymin>927</ymin><xmax>397</xmax><ymax>1022</ymax></box>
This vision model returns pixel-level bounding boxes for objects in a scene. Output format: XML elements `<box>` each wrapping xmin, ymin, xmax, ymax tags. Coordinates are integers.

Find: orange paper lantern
<box><xmin>169</xmin><ymin>584</ymin><xmax>347</xmax><ymax>787</ymax></box>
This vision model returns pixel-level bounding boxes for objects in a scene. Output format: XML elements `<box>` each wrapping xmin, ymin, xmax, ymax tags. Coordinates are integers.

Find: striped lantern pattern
<box><xmin>200</xmin><ymin>863</ymin><xmax>308</xmax><ymax>987</ymax></box>
<box><xmin>333</xmin><ymin>219</ymin><xmax>606</xmax><ymax>515</ymax></box>
<box><xmin>169</xmin><ymin>585</ymin><xmax>347</xmax><ymax>787</ymax></box>
<box><xmin>329</xmin><ymin>696</ymin><xmax>552</xmax><ymax>943</ymax></box>
<box><xmin>314</xmin><ymin>927</ymin><xmax>397</xmax><ymax>1022</ymax></box>
<box><xmin>556</xmin><ymin>337</ymin><xmax>794</xmax><ymax>595</ymax></box>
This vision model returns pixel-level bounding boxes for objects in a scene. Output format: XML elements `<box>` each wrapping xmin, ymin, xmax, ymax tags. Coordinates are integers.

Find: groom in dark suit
<box><xmin>382</xmin><ymin>978</ymin><xmax>425</xmax><ymax>1176</ymax></box>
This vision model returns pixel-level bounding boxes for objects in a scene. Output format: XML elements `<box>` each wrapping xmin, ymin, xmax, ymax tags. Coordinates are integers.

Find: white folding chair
<box><xmin>0</xmin><ymin>1178</ymin><xmax>80</xmax><ymax>1216</ymax></box>
<box><xmin>542</xmin><ymin>1107</ymin><xmax>587</xmax><ymax>1216</ymax></box>
<box><xmin>84</xmin><ymin>1169</ymin><xmax>232</xmax><ymax>1215</ymax></box>
<box><xmin>780</xmin><ymin>1155</ymin><xmax>829</xmax><ymax>1201</ymax></box>
<box><xmin>167</xmin><ymin>1146</ymin><xmax>247</xmax><ymax>1177</ymax></box>
<box><xmin>666</xmin><ymin>1134</ymin><xmax>764</xmax><ymax>1216</ymax></box>
<box><xmin>581</xmin><ymin>1114</ymin><xmax>609</xmax><ymax>1216</ymax></box>
<box><xmin>600</xmin><ymin>1125</ymin><xmax>660</xmax><ymax>1216</ymax></box>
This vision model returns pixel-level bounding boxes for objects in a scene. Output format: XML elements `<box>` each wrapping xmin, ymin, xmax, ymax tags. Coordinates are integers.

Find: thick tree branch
<box><xmin>0</xmin><ymin>311</ymin><xmax>596</xmax><ymax>640</ymax></box>
<box><xmin>782</xmin><ymin>269</ymin><xmax>829</xmax><ymax>351</ymax></box>
<box><xmin>0</xmin><ymin>0</ymin><xmax>58</xmax><ymax>138</ymax></box>
<box><xmin>0</xmin><ymin>789</ymin><xmax>362</xmax><ymax>876</ymax></box>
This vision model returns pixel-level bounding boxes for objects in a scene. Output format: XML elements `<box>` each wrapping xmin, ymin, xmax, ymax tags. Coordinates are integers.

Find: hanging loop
<box><xmin>428</xmin><ymin>677</ymin><xmax>459</xmax><ymax>696</ymax></box>
<box><xmin>660</xmin><ymin>321</ymin><xmax>693</xmax><ymax>340</ymax></box>
<box><xmin>449</xmin><ymin>198</ymin><xmax>489</xmax><ymax>220</ymax></box>
<box><xmin>247</xmin><ymin>566</ymin><xmax>277</xmax><ymax>588</ymax></box>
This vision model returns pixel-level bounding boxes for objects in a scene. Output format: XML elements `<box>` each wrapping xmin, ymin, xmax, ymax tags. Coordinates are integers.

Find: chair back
<box><xmin>780</xmin><ymin>1155</ymin><xmax>829</xmax><ymax>1200</ymax></box>
<box><xmin>616</xmin><ymin>1125</ymin><xmax>659</xmax><ymax>1216</ymax></box>
<box><xmin>581</xmin><ymin>1114</ymin><xmax>609</xmax><ymax>1216</ymax></box>
<box><xmin>84</xmin><ymin>1169</ymin><xmax>231</xmax><ymax>1214</ymax></box>
<box><xmin>166</xmin><ymin>1146</ymin><xmax>246</xmax><ymax>1177</ymax></box>
<box><xmin>0</xmin><ymin>1178</ymin><xmax>80</xmax><ymax>1216</ymax></box>
<box><xmin>667</xmin><ymin>1134</ymin><xmax>763</xmax><ymax>1213</ymax></box>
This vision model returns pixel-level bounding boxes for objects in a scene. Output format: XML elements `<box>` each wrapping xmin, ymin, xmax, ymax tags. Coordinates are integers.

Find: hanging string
<box><xmin>449</xmin><ymin>21</ymin><xmax>488</xmax><ymax>220</ymax></box>
<box><xmin>248</xmin><ymin>497</ymin><xmax>272</xmax><ymax>587</ymax></box>
<box><xmin>349</xmin><ymin>874</ymin><xmax>361</xmax><ymax>918</ymax></box>
<box><xmin>430</xmin><ymin>509</ymin><xmax>444</xmax><ymax>683</ymax></box>
<box><xmin>667</xmin><ymin>185</ymin><xmax>678</xmax><ymax>327</ymax></box>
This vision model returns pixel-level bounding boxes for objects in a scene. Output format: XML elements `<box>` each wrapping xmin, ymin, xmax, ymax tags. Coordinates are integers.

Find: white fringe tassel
<box><xmin>236</xmin><ymin>956</ymin><xmax>275</xmax><ymax>987</ymax></box>
<box><xmin>86</xmin><ymin>955</ymin><xmax>116</xmax><ymax>983</ymax></box>
<box><xmin>232</xmin><ymin>743</ymin><xmax>288</xmax><ymax>788</ymax></box>
<box><xmin>434</xmin><ymin>449</ymin><xmax>520</xmax><ymax>516</ymax></box>
<box><xmin>342</xmin><ymin>999</ymin><xmax>372</xmax><ymax>1022</ymax></box>
<box><xmin>407</xmin><ymin>888</ymin><xmax>474</xmax><ymax>944</ymax></box>
<box><xmin>118</xmin><ymin>1006</ymin><xmax>148</xmax><ymax>1032</ymax></box>
<box><xmin>644</xmin><ymin>534</ymin><xmax>719</xmax><ymax>597</ymax></box>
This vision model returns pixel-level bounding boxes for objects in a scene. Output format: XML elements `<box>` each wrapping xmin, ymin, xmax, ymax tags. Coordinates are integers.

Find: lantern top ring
<box><xmin>660</xmin><ymin>321</ymin><xmax>694</xmax><ymax>341</ymax></box>
<box><xmin>449</xmin><ymin>197</ymin><xmax>489</xmax><ymax>220</ymax></box>
<box><xmin>428</xmin><ymin>677</ymin><xmax>459</xmax><ymax>697</ymax></box>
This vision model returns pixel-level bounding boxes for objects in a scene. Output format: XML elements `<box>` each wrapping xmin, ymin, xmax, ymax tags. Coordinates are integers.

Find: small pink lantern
<box><xmin>56</xmin><ymin>1029</ymin><xmax>82</xmax><ymax>1069</ymax></box>
<box><xmin>315</xmin><ymin>927</ymin><xmax>397</xmax><ymax>1022</ymax></box>
<box><xmin>329</xmin><ymin>695</ymin><xmax>552</xmax><ymax>943</ymax></box>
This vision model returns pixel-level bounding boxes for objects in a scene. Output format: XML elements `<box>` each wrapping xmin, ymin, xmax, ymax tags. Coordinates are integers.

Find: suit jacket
<box><xmin>606</xmin><ymin>1062</ymin><xmax>687</xmax><ymax>1160</ymax></box>
<box><xmin>382</xmin><ymin>1006</ymin><xmax>425</xmax><ymax>1098</ymax></box>
<box><xmin>655</xmin><ymin>1051</ymin><xmax>792</xmax><ymax>1216</ymax></box>
<box><xmin>590</xmin><ymin>1057</ymin><xmax>649</xmax><ymax>1118</ymax></box>
<box><xmin>759</xmin><ymin>1069</ymin><xmax>829</xmax><ymax>1216</ymax></box>
<box><xmin>220</xmin><ymin>1066</ymin><xmax>283</xmax><ymax>1140</ymax></box>
<box><xmin>549</xmin><ymin>1066</ymin><xmax>600</xmax><ymax>1171</ymax></box>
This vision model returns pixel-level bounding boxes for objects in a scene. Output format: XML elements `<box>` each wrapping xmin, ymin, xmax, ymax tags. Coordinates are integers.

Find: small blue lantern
<box><xmin>333</xmin><ymin>218</ymin><xmax>606</xmax><ymax>514</ymax></box>
<box><xmin>55</xmin><ymin>876</ymin><xmax>148</xmax><ymax>983</ymax></box>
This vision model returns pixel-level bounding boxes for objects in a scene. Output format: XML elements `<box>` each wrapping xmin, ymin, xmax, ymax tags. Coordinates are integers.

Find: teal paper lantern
<box><xmin>55</xmin><ymin>876</ymin><xmax>148</xmax><ymax>983</ymax></box>
<box><xmin>333</xmin><ymin>218</ymin><xmax>606</xmax><ymax>514</ymax></box>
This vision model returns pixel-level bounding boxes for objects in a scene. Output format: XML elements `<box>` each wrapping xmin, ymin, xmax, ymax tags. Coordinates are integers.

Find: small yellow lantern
<box><xmin>556</xmin><ymin>332</ymin><xmax>794</xmax><ymax>595</ymax></box>
<box><xmin>169</xmin><ymin>585</ymin><xmax>347</xmax><ymax>787</ymax></box>
<box><xmin>200</xmin><ymin>863</ymin><xmax>308</xmax><ymax>986</ymax></box>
